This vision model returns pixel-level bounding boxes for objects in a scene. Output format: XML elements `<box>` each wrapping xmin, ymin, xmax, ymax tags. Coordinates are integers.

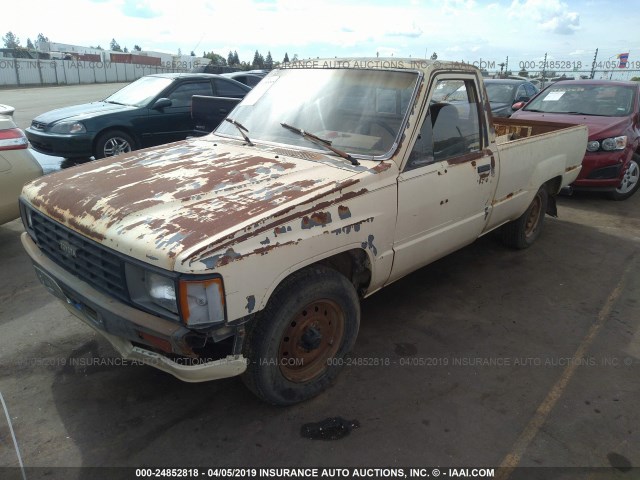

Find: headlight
<box><xmin>586</xmin><ymin>140</ymin><xmax>600</xmax><ymax>152</ymax></box>
<box><xmin>50</xmin><ymin>121</ymin><xmax>86</xmax><ymax>134</ymax></box>
<box><xmin>601</xmin><ymin>136</ymin><xmax>626</xmax><ymax>151</ymax></box>
<box><xmin>146</xmin><ymin>271</ymin><xmax>178</xmax><ymax>313</ymax></box>
<box><xmin>178</xmin><ymin>277</ymin><xmax>226</xmax><ymax>327</ymax></box>
<box><xmin>126</xmin><ymin>264</ymin><xmax>226</xmax><ymax>327</ymax></box>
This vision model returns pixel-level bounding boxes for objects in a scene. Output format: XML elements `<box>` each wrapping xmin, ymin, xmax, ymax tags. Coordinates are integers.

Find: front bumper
<box><xmin>25</xmin><ymin>128</ymin><xmax>94</xmax><ymax>158</ymax></box>
<box><xmin>571</xmin><ymin>150</ymin><xmax>629</xmax><ymax>191</ymax></box>
<box><xmin>22</xmin><ymin>233</ymin><xmax>248</xmax><ymax>382</ymax></box>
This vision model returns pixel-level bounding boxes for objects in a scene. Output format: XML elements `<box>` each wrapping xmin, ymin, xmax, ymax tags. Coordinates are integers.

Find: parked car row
<box><xmin>4</xmin><ymin>70</ymin><xmax>639</xmax><ymax>233</ymax></box>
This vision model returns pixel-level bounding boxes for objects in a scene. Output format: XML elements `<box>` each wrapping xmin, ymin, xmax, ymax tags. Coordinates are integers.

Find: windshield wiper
<box><xmin>104</xmin><ymin>100</ymin><xmax>126</xmax><ymax>105</ymax></box>
<box><xmin>280</xmin><ymin>122</ymin><xmax>359</xmax><ymax>166</ymax></box>
<box><xmin>225</xmin><ymin>118</ymin><xmax>253</xmax><ymax>146</ymax></box>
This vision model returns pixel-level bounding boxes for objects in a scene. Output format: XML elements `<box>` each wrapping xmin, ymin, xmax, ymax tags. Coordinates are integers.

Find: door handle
<box><xmin>477</xmin><ymin>164</ymin><xmax>491</xmax><ymax>174</ymax></box>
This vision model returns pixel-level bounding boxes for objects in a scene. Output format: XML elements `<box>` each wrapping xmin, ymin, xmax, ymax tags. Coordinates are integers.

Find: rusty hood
<box><xmin>22</xmin><ymin>136</ymin><xmax>371</xmax><ymax>270</ymax></box>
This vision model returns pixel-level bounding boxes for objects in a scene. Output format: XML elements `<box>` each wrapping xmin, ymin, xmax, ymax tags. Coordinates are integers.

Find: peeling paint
<box><xmin>200</xmin><ymin>247</ymin><xmax>242</xmax><ymax>269</ymax></box>
<box><xmin>338</xmin><ymin>206</ymin><xmax>352</xmax><ymax>220</ymax></box>
<box><xmin>301</xmin><ymin>211</ymin><xmax>333</xmax><ymax>229</ymax></box>
<box><xmin>361</xmin><ymin>234</ymin><xmax>378</xmax><ymax>256</ymax></box>
<box><xmin>372</xmin><ymin>162</ymin><xmax>392</xmax><ymax>173</ymax></box>
<box><xmin>245</xmin><ymin>295</ymin><xmax>256</xmax><ymax>313</ymax></box>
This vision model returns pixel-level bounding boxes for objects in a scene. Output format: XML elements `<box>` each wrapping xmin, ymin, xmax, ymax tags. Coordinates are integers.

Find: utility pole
<box><xmin>589</xmin><ymin>48</ymin><xmax>598</xmax><ymax>79</ymax></box>
<box><xmin>542</xmin><ymin>52</ymin><xmax>547</xmax><ymax>88</ymax></box>
<box><xmin>505</xmin><ymin>56</ymin><xmax>509</xmax><ymax>75</ymax></box>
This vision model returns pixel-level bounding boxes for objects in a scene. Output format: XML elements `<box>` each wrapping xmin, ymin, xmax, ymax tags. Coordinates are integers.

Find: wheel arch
<box><xmin>253</xmin><ymin>247</ymin><xmax>373</xmax><ymax>315</ymax></box>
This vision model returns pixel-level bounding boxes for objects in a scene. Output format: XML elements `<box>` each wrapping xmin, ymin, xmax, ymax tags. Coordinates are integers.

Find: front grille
<box><xmin>31</xmin><ymin>121</ymin><xmax>46</xmax><ymax>130</ymax></box>
<box><xmin>30</xmin><ymin>208</ymin><xmax>130</xmax><ymax>303</ymax></box>
<box><xmin>587</xmin><ymin>164</ymin><xmax>621</xmax><ymax>180</ymax></box>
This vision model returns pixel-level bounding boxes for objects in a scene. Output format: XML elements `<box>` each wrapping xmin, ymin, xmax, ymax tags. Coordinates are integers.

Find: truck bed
<box><xmin>493</xmin><ymin>117</ymin><xmax>580</xmax><ymax>144</ymax></box>
<box><xmin>485</xmin><ymin>117</ymin><xmax>588</xmax><ymax>232</ymax></box>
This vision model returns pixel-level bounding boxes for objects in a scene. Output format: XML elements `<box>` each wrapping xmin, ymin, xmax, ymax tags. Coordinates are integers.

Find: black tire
<box><xmin>607</xmin><ymin>155</ymin><xmax>640</xmax><ymax>201</ymax></box>
<box><xmin>94</xmin><ymin>130</ymin><xmax>136</xmax><ymax>159</ymax></box>
<box><xmin>242</xmin><ymin>265</ymin><xmax>360</xmax><ymax>405</ymax></box>
<box><xmin>500</xmin><ymin>185</ymin><xmax>548</xmax><ymax>249</ymax></box>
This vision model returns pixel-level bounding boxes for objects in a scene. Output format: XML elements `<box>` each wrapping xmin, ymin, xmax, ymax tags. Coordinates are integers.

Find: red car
<box><xmin>511</xmin><ymin>80</ymin><xmax>640</xmax><ymax>200</ymax></box>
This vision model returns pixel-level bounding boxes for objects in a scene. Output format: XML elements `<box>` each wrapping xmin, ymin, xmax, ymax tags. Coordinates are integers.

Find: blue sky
<box><xmin>4</xmin><ymin>0</ymin><xmax>640</xmax><ymax>76</ymax></box>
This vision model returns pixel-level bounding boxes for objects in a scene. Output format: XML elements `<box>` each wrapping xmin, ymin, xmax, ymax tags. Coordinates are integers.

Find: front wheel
<box><xmin>500</xmin><ymin>185</ymin><xmax>548</xmax><ymax>249</ymax></box>
<box><xmin>608</xmin><ymin>156</ymin><xmax>640</xmax><ymax>201</ymax></box>
<box><xmin>242</xmin><ymin>265</ymin><xmax>360</xmax><ymax>405</ymax></box>
<box><xmin>94</xmin><ymin>130</ymin><xmax>135</xmax><ymax>159</ymax></box>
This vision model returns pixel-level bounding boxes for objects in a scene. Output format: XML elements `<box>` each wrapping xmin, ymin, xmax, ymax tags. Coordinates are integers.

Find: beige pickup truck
<box><xmin>20</xmin><ymin>59</ymin><xmax>588</xmax><ymax>405</ymax></box>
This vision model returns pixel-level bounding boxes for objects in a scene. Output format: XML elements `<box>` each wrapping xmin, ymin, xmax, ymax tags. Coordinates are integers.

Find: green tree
<box><xmin>36</xmin><ymin>33</ymin><xmax>49</xmax><ymax>45</ymax></box>
<box><xmin>133</xmin><ymin>45</ymin><xmax>142</xmax><ymax>51</ymax></box>
<box><xmin>2</xmin><ymin>31</ymin><xmax>21</xmax><ymax>49</ymax></box>
<box><xmin>518</xmin><ymin>69</ymin><xmax>529</xmax><ymax>77</ymax></box>
<box><xmin>227</xmin><ymin>50</ymin><xmax>234</xmax><ymax>65</ymax></box>
<box><xmin>190</xmin><ymin>51</ymin><xmax>196</xmax><ymax>56</ymax></box>
<box><xmin>233</xmin><ymin>51</ymin><xmax>240</xmax><ymax>65</ymax></box>
<box><xmin>26</xmin><ymin>38</ymin><xmax>35</xmax><ymax>50</ymax></box>
<box><xmin>123</xmin><ymin>46</ymin><xmax>129</xmax><ymax>53</ymax></box>
<box><xmin>265</xmin><ymin>51</ymin><xmax>273</xmax><ymax>70</ymax></box>
<box><xmin>253</xmin><ymin>51</ymin><xmax>265</xmax><ymax>69</ymax></box>
<box><xmin>204</xmin><ymin>52</ymin><xmax>227</xmax><ymax>65</ymax></box>
<box><xmin>631</xmin><ymin>76</ymin><xmax>640</xmax><ymax>82</ymax></box>
<box><xmin>283</xmin><ymin>52</ymin><xmax>290</xmax><ymax>63</ymax></box>
<box><xmin>110</xmin><ymin>38</ymin><xmax>122</xmax><ymax>52</ymax></box>
<box><xmin>178</xmin><ymin>48</ymin><xmax>182</xmax><ymax>56</ymax></box>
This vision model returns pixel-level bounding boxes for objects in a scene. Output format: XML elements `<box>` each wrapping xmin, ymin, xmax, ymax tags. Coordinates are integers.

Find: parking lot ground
<box><xmin>1</xmin><ymin>190</ymin><xmax>639</xmax><ymax>479</ymax></box>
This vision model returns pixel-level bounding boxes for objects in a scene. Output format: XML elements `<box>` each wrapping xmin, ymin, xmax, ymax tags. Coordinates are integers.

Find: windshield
<box><xmin>214</xmin><ymin>68</ymin><xmax>419</xmax><ymax>158</ymax></box>
<box><xmin>524</xmin><ymin>84</ymin><xmax>636</xmax><ymax>116</ymax></box>
<box><xmin>485</xmin><ymin>83</ymin><xmax>518</xmax><ymax>104</ymax></box>
<box><xmin>105</xmin><ymin>76</ymin><xmax>174</xmax><ymax>107</ymax></box>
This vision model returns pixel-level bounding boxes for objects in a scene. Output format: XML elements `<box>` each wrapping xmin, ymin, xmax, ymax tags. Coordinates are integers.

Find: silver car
<box><xmin>0</xmin><ymin>113</ymin><xmax>43</xmax><ymax>224</ymax></box>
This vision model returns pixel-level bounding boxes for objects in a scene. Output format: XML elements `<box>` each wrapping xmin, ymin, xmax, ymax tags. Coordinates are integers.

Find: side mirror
<box><xmin>152</xmin><ymin>98</ymin><xmax>172</xmax><ymax>110</ymax></box>
<box><xmin>512</xmin><ymin>101</ymin><xmax>526</xmax><ymax>111</ymax></box>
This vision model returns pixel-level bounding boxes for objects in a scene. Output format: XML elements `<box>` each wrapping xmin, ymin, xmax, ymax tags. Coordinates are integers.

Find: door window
<box><xmin>214</xmin><ymin>79</ymin><xmax>248</xmax><ymax>98</ymax></box>
<box><xmin>168</xmin><ymin>82</ymin><xmax>213</xmax><ymax>108</ymax></box>
<box><xmin>405</xmin><ymin>78</ymin><xmax>482</xmax><ymax>171</ymax></box>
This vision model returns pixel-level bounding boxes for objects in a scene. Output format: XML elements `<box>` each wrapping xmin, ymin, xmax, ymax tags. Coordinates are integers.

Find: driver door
<box><xmin>389</xmin><ymin>74</ymin><xmax>498</xmax><ymax>282</ymax></box>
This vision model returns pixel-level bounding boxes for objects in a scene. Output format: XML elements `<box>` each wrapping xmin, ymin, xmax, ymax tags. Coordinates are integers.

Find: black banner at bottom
<box><xmin>0</xmin><ymin>466</ymin><xmax>634</xmax><ymax>480</ymax></box>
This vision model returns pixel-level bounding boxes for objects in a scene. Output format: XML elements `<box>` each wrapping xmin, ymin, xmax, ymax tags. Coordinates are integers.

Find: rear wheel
<box><xmin>608</xmin><ymin>156</ymin><xmax>640</xmax><ymax>201</ymax></box>
<box><xmin>500</xmin><ymin>185</ymin><xmax>548</xmax><ymax>249</ymax></box>
<box><xmin>94</xmin><ymin>130</ymin><xmax>135</xmax><ymax>159</ymax></box>
<box><xmin>242</xmin><ymin>265</ymin><xmax>360</xmax><ymax>405</ymax></box>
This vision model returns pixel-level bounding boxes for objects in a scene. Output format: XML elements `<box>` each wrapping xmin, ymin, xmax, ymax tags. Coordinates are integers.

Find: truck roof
<box><xmin>280</xmin><ymin>57</ymin><xmax>480</xmax><ymax>74</ymax></box>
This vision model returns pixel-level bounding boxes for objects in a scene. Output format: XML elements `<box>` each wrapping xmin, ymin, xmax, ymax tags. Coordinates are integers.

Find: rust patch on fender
<box><xmin>189</xmin><ymin>186</ymin><xmax>370</xmax><ymax>264</ymax></box>
<box><xmin>301</xmin><ymin>211</ymin><xmax>333</xmax><ymax>229</ymax></box>
<box><xmin>338</xmin><ymin>206</ymin><xmax>351</xmax><ymax>220</ymax></box>
<box><xmin>372</xmin><ymin>162</ymin><xmax>392</xmax><ymax>174</ymax></box>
